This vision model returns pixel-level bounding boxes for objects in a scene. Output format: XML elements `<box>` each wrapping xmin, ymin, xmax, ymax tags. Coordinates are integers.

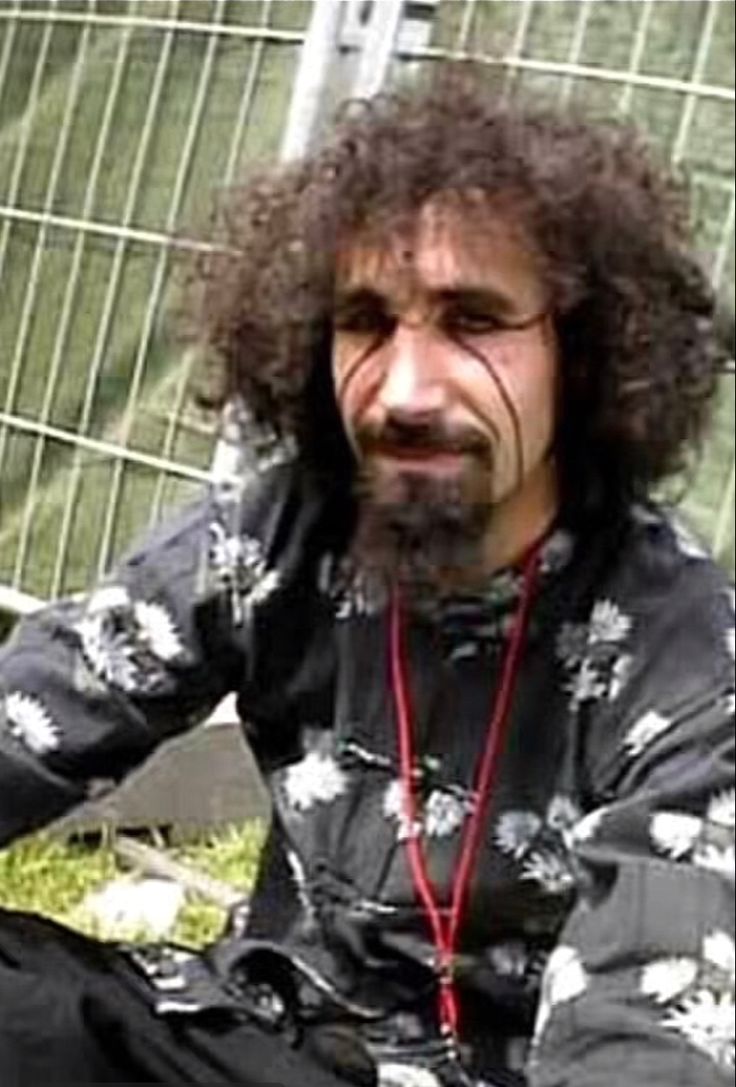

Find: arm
<box><xmin>0</xmin><ymin>460</ymin><xmax>314</xmax><ymax>847</ymax></box>
<box><xmin>530</xmin><ymin>568</ymin><xmax>735</xmax><ymax>1086</ymax></box>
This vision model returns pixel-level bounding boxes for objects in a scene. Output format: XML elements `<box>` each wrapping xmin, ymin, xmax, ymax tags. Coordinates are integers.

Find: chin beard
<box><xmin>351</xmin><ymin>465</ymin><xmax>493</xmax><ymax>594</ymax></box>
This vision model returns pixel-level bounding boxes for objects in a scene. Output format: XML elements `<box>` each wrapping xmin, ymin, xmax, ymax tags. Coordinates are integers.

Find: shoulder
<box><xmin>577</xmin><ymin>502</ymin><xmax>732</xmax><ymax>685</ymax></box>
<box><xmin>563</xmin><ymin>503</ymin><xmax>733</xmax><ymax>797</ymax></box>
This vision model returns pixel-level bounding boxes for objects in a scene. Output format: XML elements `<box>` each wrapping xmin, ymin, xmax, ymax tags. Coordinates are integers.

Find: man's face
<box><xmin>331</xmin><ymin>201</ymin><xmax>558</xmax><ymax>581</ymax></box>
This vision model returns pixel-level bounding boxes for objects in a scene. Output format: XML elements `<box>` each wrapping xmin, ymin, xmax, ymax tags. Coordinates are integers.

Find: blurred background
<box><xmin>0</xmin><ymin>0</ymin><xmax>733</xmax><ymax>940</ymax></box>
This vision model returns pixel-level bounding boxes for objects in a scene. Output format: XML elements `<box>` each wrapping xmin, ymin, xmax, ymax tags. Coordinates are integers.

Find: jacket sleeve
<box><xmin>0</xmin><ymin>459</ymin><xmax>309</xmax><ymax>847</ymax></box>
<box><xmin>530</xmin><ymin>566</ymin><xmax>735</xmax><ymax>1086</ymax></box>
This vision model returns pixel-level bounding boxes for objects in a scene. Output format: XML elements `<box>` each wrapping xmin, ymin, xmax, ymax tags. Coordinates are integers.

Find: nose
<box><xmin>376</xmin><ymin>323</ymin><xmax>448</xmax><ymax>421</ymax></box>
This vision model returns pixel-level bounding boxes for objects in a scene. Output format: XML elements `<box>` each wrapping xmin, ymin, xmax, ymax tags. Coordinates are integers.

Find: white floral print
<box><xmin>662</xmin><ymin>991</ymin><xmax>735</xmax><ymax>1069</ymax></box>
<box><xmin>495</xmin><ymin>796</ymin><xmax>580</xmax><ymax>895</ymax></box>
<box><xmin>533</xmin><ymin>945</ymin><xmax>588</xmax><ymax>1043</ymax></box>
<box><xmin>283</xmin><ymin>751</ymin><xmax>349</xmax><ymax>813</ymax></box>
<box><xmin>557</xmin><ymin>598</ymin><xmax>634</xmax><ymax>708</ymax></box>
<box><xmin>588</xmin><ymin>599</ymin><xmax>632</xmax><ymax>645</ymax></box>
<box><xmin>650</xmin><ymin>811</ymin><xmax>703</xmax><ymax>859</ymax></box>
<box><xmin>208</xmin><ymin>523</ymin><xmax>281</xmax><ymax>623</ymax></box>
<box><xmin>424</xmin><ymin>789</ymin><xmax>473</xmax><ymax>838</ymax></box>
<box><xmin>707</xmin><ymin>790</ymin><xmax>735</xmax><ymax>830</ymax></box>
<box><xmin>487</xmin><ymin>940</ymin><xmax>530</xmax><ymax>979</ymax></box>
<box><xmin>76</xmin><ymin>587</ymin><xmax>188</xmax><ymax>694</ymax></box>
<box><xmin>383</xmin><ymin>779</ymin><xmax>473</xmax><ymax>842</ymax></box>
<box><xmin>494</xmin><ymin>810</ymin><xmax>543</xmax><ymax>858</ymax></box>
<box><xmin>521</xmin><ymin>851</ymin><xmax>576</xmax><ymax>894</ymax></box>
<box><xmin>318</xmin><ymin>556</ymin><xmax>386</xmax><ymax>620</ymax></box>
<box><xmin>2</xmin><ymin>691</ymin><xmax>61</xmax><ymax>755</ymax></box>
<box><xmin>623</xmin><ymin>709</ymin><xmax>673</xmax><ymax>757</ymax></box>
<box><xmin>555</xmin><ymin>621</ymin><xmax>589</xmax><ymax>669</ymax></box>
<box><xmin>567</xmin><ymin>659</ymin><xmax>607</xmax><ymax>705</ymax></box>
<box><xmin>641</xmin><ymin>929</ymin><xmax>735</xmax><ymax>1070</ymax></box>
<box><xmin>133</xmin><ymin>601</ymin><xmax>186</xmax><ymax>662</ymax></box>
<box><xmin>650</xmin><ymin>797</ymin><xmax>735</xmax><ymax>880</ymax></box>
<box><xmin>641</xmin><ymin>957</ymin><xmax>700</xmax><ymax>1004</ymax></box>
<box><xmin>704</xmin><ymin>930</ymin><xmax>736</xmax><ymax>975</ymax></box>
<box><xmin>693</xmin><ymin>842</ymin><xmax>735</xmax><ymax>880</ymax></box>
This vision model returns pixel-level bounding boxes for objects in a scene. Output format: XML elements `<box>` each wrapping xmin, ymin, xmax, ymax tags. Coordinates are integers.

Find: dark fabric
<box><xmin>1</xmin><ymin>452</ymin><xmax>734</xmax><ymax>1085</ymax></box>
<box><xmin>0</xmin><ymin>908</ymin><xmax>376</xmax><ymax>1086</ymax></box>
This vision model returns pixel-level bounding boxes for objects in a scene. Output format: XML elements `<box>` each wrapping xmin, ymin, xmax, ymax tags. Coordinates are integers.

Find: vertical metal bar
<box><xmin>0</xmin><ymin>0</ymin><xmax>21</xmax><ymax>116</ymax></box>
<box><xmin>617</xmin><ymin>0</ymin><xmax>655</xmax><ymax>115</ymax></box>
<box><xmin>10</xmin><ymin>7</ymin><xmax>136</xmax><ymax>586</ymax></box>
<box><xmin>0</xmin><ymin>0</ymin><xmax>57</xmax><ymax>478</ymax></box>
<box><xmin>95</xmin><ymin>0</ymin><xmax>227</xmax><ymax>577</ymax></box>
<box><xmin>557</xmin><ymin>0</ymin><xmax>594</xmax><ymax>106</ymax></box>
<box><xmin>351</xmin><ymin>0</ymin><xmax>404</xmax><ymax>99</ymax></box>
<box><xmin>146</xmin><ymin>0</ymin><xmax>276</xmax><ymax>529</ymax></box>
<box><xmin>501</xmin><ymin>0</ymin><xmax>536</xmax><ymax>102</ymax></box>
<box><xmin>222</xmin><ymin>0</ymin><xmax>274</xmax><ymax>187</ymax></box>
<box><xmin>711</xmin><ymin>189</ymin><xmax>735</xmax><ymax>291</ymax></box>
<box><xmin>671</xmin><ymin>0</ymin><xmax>719</xmax><ymax>164</ymax></box>
<box><xmin>51</xmin><ymin>0</ymin><xmax>183</xmax><ymax>597</ymax></box>
<box><xmin>279</xmin><ymin>0</ymin><xmax>343</xmax><ymax>161</ymax></box>
<box><xmin>710</xmin><ymin>183</ymin><xmax>735</xmax><ymax>559</ymax></box>
<box><xmin>455</xmin><ymin>0</ymin><xmax>478</xmax><ymax>52</ymax></box>
<box><xmin>9</xmin><ymin>4</ymin><xmax>95</xmax><ymax>585</ymax></box>
<box><xmin>0</xmin><ymin>0</ymin><xmax>56</xmax><ymax>284</ymax></box>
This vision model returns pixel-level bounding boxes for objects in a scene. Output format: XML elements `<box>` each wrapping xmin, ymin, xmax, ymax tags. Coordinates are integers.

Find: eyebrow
<box><xmin>333</xmin><ymin>284</ymin><xmax>520</xmax><ymax>317</ymax></box>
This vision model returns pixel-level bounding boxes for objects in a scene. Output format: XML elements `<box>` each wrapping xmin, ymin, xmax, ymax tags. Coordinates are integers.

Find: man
<box><xmin>0</xmin><ymin>72</ymin><xmax>733</xmax><ymax>1086</ymax></box>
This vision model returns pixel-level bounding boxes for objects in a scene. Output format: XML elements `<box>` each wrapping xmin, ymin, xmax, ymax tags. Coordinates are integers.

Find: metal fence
<box><xmin>1</xmin><ymin>0</ymin><xmax>734</xmax><ymax>627</ymax></box>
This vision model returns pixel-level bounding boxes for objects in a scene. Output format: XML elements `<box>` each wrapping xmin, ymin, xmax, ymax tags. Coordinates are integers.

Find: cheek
<box><xmin>461</xmin><ymin>339</ymin><xmax>557</xmax><ymax>497</ymax></box>
<box><xmin>332</xmin><ymin>345</ymin><xmax>380</xmax><ymax>438</ymax></box>
<box><xmin>516</xmin><ymin>356</ymin><xmax>556</xmax><ymax>439</ymax></box>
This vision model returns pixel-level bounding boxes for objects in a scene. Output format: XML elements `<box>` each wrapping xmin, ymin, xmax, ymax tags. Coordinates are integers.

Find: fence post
<box><xmin>279</xmin><ymin>0</ymin><xmax>345</xmax><ymax>162</ymax></box>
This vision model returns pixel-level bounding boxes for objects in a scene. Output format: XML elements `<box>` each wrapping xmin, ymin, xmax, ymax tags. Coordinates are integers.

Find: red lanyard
<box><xmin>389</xmin><ymin>543</ymin><xmax>541</xmax><ymax>1038</ymax></box>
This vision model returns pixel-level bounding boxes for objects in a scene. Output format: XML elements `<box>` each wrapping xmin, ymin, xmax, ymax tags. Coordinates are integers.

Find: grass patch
<box><xmin>0</xmin><ymin>821</ymin><xmax>266</xmax><ymax>948</ymax></box>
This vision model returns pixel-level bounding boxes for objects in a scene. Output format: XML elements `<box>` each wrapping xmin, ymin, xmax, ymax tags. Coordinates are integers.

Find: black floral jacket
<box><xmin>0</xmin><ymin>443</ymin><xmax>733</xmax><ymax>1086</ymax></box>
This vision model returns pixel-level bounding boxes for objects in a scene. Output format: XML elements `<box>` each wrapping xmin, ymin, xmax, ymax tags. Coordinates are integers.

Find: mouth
<box><xmin>372</xmin><ymin>447</ymin><xmax>469</xmax><ymax>473</ymax></box>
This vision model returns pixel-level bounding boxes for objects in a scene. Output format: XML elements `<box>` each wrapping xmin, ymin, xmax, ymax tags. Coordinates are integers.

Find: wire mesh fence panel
<box><xmin>0</xmin><ymin>0</ymin><xmax>734</xmax><ymax>622</ymax></box>
<box><xmin>0</xmin><ymin>0</ymin><xmax>312</xmax><ymax>607</ymax></box>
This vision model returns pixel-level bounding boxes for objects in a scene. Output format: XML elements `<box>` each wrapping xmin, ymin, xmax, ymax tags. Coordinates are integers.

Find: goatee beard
<box><xmin>351</xmin><ymin>467</ymin><xmax>493</xmax><ymax>596</ymax></box>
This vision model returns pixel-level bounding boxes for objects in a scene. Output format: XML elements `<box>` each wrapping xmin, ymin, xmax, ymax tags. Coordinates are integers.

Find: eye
<box><xmin>441</xmin><ymin>304</ymin><xmax>504</xmax><ymax>336</ymax></box>
<box><xmin>333</xmin><ymin>304</ymin><xmax>395</xmax><ymax>339</ymax></box>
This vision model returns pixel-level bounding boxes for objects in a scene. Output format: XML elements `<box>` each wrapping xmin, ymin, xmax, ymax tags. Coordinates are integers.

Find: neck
<box><xmin>439</xmin><ymin>458</ymin><xmax>559</xmax><ymax>591</ymax></box>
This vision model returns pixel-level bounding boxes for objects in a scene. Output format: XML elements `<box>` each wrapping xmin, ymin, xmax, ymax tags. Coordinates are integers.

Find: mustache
<box><xmin>355</xmin><ymin>418</ymin><xmax>492</xmax><ymax>459</ymax></box>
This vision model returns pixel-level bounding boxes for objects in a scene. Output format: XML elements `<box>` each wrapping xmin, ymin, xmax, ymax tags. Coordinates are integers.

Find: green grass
<box><xmin>0</xmin><ymin>821</ymin><xmax>266</xmax><ymax>947</ymax></box>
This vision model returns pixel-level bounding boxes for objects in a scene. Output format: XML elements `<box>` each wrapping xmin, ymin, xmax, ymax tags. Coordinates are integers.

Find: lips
<box><xmin>372</xmin><ymin>447</ymin><xmax>469</xmax><ymax>473</ymax></box>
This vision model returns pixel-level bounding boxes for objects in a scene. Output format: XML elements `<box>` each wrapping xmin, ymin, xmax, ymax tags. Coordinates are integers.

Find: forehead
<box><xmin>336</xmin><ymin>198</ymin><xmax>543</xmax><ymax>300</ymax></box>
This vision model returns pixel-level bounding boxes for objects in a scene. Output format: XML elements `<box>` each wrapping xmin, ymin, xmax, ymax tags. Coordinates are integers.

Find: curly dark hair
<box><xmin>190</xmin><ymin>67</ymin><xmax>726</xmax><ymax>522</ymax></box>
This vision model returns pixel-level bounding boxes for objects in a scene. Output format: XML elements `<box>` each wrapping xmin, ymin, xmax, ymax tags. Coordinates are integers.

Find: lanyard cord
<box><xmin>389</xmin><ymin>543</ymin><xmax>542</xmax><ymax>1038</ymax></box>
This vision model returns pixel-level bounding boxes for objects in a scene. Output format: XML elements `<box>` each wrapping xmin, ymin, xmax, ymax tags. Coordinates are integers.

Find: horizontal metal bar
<box><xmin>0</xmin><ymin>7</ymin><xmax>304</xmax><ymax>43</ymax></box>
<box><xmin>0</xmin><ymin>203</ymin><xmax>225</xmax><ymax>254</ymax></box>
<box><xmin>403</xmin><ymin>47</ymin><xmax>735</xmax><ymax>103</ymax></box>
<box><xmin>0</xmin><ymin>410</ymin><xmax>220</xmax><ymax>484</ymax></box>
<box><xmin>0</xmin><ymin>585</ymin><xmax>44</xmax><ymax>615</ymax></box>
<box><xmin>3</xmin><ymin>177</ymin><xmax>730</xmax><ymax>258</ymax></box>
